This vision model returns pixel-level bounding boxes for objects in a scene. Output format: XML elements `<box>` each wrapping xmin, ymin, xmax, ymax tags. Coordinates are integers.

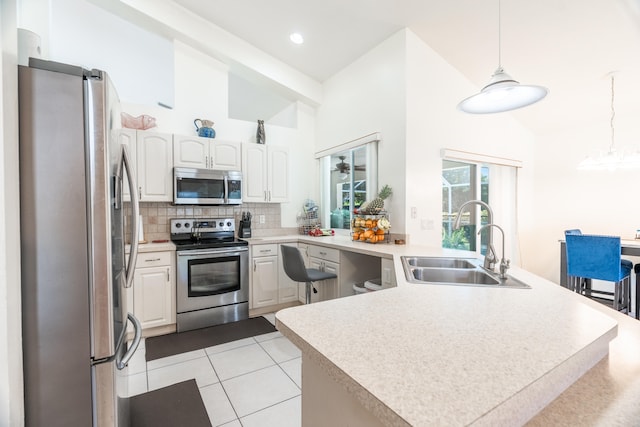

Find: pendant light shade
<box><xmin>457</xmin><ymin>67</ymin><xmax>548</xmax><ymax>114</ymax></box>
<box><xmin>458</xmin><ymin>1</ymin><xmax>548</xmax><ymax>114</ymax></box>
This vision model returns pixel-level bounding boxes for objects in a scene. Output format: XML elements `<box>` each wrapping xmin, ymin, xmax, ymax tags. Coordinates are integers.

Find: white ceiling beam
<box><xmin>89</xmin><ymin>0</ymin><xmax>323</xmax><ymax>106</ymax></box>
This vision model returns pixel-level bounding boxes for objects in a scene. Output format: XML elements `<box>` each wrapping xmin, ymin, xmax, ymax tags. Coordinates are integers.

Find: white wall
<box><xmin>404</xmin><ymin>30</ymin><xmax>536</xmax><ymax>264</ymax></box>
<box><xmin>317</xmin><ymin>30</ymin><xmax>407</xmax><ymax>231</ymax></box>
<box><xmin>1</xmin><ymin>0</ymin><xmax>25</xmax><ymax>424</ymax></box>
<box><xmin>317</xmin><ymin>29</ymin><xmax>536</xmax><ymax>261</ymax></box>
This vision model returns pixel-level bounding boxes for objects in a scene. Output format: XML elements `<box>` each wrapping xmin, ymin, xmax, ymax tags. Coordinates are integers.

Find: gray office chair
<box><xmin>281</xmin><ymin>245</ymin><xmax>337</xmax><ymax>304</ymax></box>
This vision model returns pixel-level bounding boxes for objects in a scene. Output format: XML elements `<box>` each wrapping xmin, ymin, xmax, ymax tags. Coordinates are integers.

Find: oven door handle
<box><xmin>177</xmin><ymin>247</ymin><xmax>249</xmax><ymax>257</ymax></box>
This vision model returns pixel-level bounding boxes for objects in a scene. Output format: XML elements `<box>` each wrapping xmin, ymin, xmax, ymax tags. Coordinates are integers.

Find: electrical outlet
<box><xmin>259</xmin><ymin>215</ymin><xmax>265</xmax><ymax>224</ymax></box>
<box><xmin>411</xmin><ymin>207</ymin><xmax>417</xmax><ymax>219</ymax></box>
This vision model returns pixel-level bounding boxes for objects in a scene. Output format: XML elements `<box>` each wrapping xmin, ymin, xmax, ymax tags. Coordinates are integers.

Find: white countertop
<box><xmin>263</xmin><ymin>234</ymin><xmax>640</xmax><ymax>425</ymax></box>
<box><xmin>126</xmin><ymin>240</ymin><xmax>176</xmax><ymax>253</ymax></box>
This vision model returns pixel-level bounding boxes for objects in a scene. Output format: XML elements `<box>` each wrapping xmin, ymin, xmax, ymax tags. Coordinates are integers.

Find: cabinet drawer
<box><xmin>137</xmin><ymin>251</ymin><xmax>172</xmax><ymax>267</ymax></box>
<box><xmin>253</xmin><ymin>244</ymin><xmax>278</xmax><ymax>257</ymax></box>
<box><xmin>308</xmin><ymin>245</ymin><xmax>340</xmax><ymax>263</ymax></box>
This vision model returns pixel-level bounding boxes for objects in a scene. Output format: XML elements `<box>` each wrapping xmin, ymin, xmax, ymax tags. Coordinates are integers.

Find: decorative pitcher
<box><xmin>194</xmin><ymin>119</ymin><xmax>216</xmax><ymax>138</ymax></box>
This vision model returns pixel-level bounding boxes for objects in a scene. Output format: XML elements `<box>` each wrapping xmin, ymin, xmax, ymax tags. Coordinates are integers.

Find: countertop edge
<box><xmin>276</xmin><ymin>317</ymin><xmax>411</xmax><ymax>427</ymax></box>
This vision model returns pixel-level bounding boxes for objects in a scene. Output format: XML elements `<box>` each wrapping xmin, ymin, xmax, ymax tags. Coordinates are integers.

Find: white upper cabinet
<box><xmin>116</xmin><ymin>129</ymin><xmax>136</xmax><ymax>201</ymax></box>
<box><xmin>174</xmin><ymin>136</ymin><xmax>242</xmax><ymax>170</ymax></box>
<box><xmin>211</xmin><ymin>140</ymin><xmax>243</xmax><ymax>170</ymax></box>
<box><xmin>268</xmin><ymin>145</ymin><xmax>290</xmax><ymax>203</ymax></box>
<box><xmin>242</xmin><ymin>143</ymin><xmax>289</xmax><ymax>203</ymax></box>
<box><xmin>136</xmin><ymin>131</ymin><xmax>174</xmax><ymax>202</ymax></box>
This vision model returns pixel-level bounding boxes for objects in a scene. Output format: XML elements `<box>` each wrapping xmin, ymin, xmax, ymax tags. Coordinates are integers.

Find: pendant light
<box><xmin>577</xmin><ymin>74</ymin><xmax>640</xmax><ymax>170</ymax></box>
<box><xmin>457</xmin><ymin>0</ymin><xmax>548</xmax><ymax>114</ymax></box>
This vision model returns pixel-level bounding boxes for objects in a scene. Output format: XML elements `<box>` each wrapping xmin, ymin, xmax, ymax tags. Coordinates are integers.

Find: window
<box><xmin>441</xmin><ymin>151</ymin><xmax>520</xmax><ymax>264</ymax></box>
<box><xmin>442</xmin><ymin>160</ymin><xmax>490</xmax><ymax>253</ymax></box>
<box><xmin>318</xmin><ymin>139</ymin><xmax>378</xmax><ymax>231</ymax></box>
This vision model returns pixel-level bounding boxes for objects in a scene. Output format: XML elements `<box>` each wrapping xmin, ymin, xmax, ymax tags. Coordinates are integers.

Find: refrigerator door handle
<box><xmin>120</xmin><ymin>144</ymin><xmax>140</xmax><ymax>288</ymax></box>
<box><xmin>117</xmin><ymin>313</ymin><xmax>142</xmax><ymax>370</ymax></box>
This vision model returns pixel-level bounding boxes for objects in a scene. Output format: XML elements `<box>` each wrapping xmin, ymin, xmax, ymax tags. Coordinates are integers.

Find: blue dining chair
<box><xmin>565</xmin><ymin>233</ymin><xmax>632</xmax><ymax>313</ymax></box>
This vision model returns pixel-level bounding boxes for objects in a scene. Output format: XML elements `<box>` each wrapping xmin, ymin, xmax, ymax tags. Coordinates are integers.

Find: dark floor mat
<box><xmin>130</xmin><ymin>379</ymin><xmax>211</xmax><ymax>427</ymax></box>
<box><xmin>145</xmin><ymin>316</ymin><xmax>277</xmax><ymax>361</ymax></box>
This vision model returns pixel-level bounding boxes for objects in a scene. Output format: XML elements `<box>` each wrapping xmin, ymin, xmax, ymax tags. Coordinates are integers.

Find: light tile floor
<box><xmin>126</xmin><ymin>313</ymin><xmax>302</xmax><ymax>427</ymax></box>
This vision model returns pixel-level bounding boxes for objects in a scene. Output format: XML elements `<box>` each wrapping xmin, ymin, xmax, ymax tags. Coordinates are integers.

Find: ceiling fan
<box><xmin>334</xmin><ymin>156</ymin><xmax>365</xmax><ymax>173</ymax></box>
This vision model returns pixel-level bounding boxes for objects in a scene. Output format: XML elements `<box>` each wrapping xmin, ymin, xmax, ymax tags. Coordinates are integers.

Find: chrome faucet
<box><xmin>477</xmin><ymin>224</ymin><xmax>510</xmax><ymax>279</ymax></box>
<box><xmin>453</xmin><ymin>200</ymin><xmax>498</xmax><ymax>271</ymax></box>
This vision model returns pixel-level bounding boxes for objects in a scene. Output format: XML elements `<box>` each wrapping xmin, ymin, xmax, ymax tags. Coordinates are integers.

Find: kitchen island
<box><xmin>268</xmin><ymin>236</ymin><xmax>640</xmax><ymax>425</ymax></box>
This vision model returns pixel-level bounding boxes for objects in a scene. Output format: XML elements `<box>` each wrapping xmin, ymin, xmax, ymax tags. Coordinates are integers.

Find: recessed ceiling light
<box><xmin>289</xmin><ymin>32</ymin><xmax>304</xmax><ymax>44</ymax></box>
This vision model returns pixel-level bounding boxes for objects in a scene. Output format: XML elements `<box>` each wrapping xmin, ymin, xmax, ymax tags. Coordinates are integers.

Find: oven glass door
<box><xmin>188</xmin><ymin>255</ymin><xmax>240</xmax><ymax>296</ymax></box>
<box><xmin>175</xmin><ymin>176</ymin><xmax>225</xmax><ymax>203</ymax></box>
<box><xmin>177</xmin><ymin>247</ymin><xmax>249</xmax><ymax>313</ymax></box>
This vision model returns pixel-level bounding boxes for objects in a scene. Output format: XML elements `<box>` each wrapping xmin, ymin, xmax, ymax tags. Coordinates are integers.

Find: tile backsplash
<box><xmin>125</xmin><ymin>202</ymin><xmax>284</xmax><ymax>242</ymax></box>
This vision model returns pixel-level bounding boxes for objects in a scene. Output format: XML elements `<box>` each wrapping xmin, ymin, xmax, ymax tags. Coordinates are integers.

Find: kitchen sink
<box><xmin>411</xmin><ymin>268</ymin><xmax>499</xmax><ymax>285</ymax></box>
<box><xmin>400</xmin><ymin>256</ymin><xmax>530</xmax><ymax>289</ymax></box>
<box><xmin>403</xmin><ymin>257</ymin><xmax>476</xmax><ymax>269</ymax></box>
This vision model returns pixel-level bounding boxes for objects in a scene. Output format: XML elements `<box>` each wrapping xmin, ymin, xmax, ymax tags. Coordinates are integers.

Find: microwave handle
<box><xmin>224</xmin><ymin>175</ymin><xmax>229</xmax><ymax>204</ymax></box>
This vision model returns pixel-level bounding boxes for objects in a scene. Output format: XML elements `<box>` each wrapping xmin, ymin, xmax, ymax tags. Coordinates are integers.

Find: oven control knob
<box><xmin>175</xmin><ymin>223</ymin><xmax>181</xmax><ymax>228</ymax></box>
<box><xmin>219</xmin><ymin>221</ymin><xmax>224</xmax><ymax>227</ymax></box>
<box><xmin>227</xmin><ymin>221</ymin><xmax>232</xmax><ymax>227</ymax></box>
<box><xmin>184</xmin><ymin>222</ymin><xmax>190</xmax><ymax>229</ymax></box>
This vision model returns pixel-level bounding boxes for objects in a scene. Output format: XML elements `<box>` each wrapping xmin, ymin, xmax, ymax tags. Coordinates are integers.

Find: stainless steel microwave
<box><xmin>173</xmin><ymin>167</ymin><xmax>242</xmax><ymax>205</ymax></box>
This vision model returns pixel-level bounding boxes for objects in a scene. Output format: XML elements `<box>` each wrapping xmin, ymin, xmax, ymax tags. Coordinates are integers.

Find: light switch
<box><xmin>411</xmin><ymin>207</ymin><xmax>417</xmax><ymax>219</ymax></box>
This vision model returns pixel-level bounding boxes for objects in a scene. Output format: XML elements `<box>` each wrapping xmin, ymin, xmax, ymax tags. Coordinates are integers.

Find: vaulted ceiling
<box><xmin>173</xmin><ymin>0</ymin><xmax>640</xmax><ymax>135</ymax></box>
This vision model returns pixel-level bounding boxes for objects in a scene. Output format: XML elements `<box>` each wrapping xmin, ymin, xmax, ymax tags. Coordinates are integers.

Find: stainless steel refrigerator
<box><xmin>19</xmin><ymin>58</ymin><xmax>142</xmax><ymax>426</ymax></box>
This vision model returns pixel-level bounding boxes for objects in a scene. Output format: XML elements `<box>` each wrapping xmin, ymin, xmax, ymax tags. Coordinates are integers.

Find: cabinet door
<box><xmin>321</xmin><ymin>260</ymin><xmax>340</xmax><ymax>301</ymax></box>
<box><xmin>210</xmin><ymin>140</ymin><xmax>242</xmax><ymax>170</ymax></box>
<box><xmin>173</xmin><ymin>135</ymin><xmax>207</xmax><ymax>169</ymax></box>
<box><xmin>242</xmin><ymin>143</ymin><xmax>268</xmax><ymax>202</ymax></box>
<box><xmin>297</xmin><ymin>244</ymin><xmax>309</xmax><ymax>303</ymax></box>
<box><xmin>278</xmin><ymin>244</ymin><xmax>298</xmax><ymax>303</ymax></box>
<box><xmin>307</xmin><ymin>257</ymin><xmax>339</xmax><ymax>303</ymax></box>
<box><xmin>134</xmin><ymin>266</ymin><xmax>173</xmax><ymax>329</ymax></box>
<box><xmin>252</xmin><ymin>255</ymin><xmax>278</xmax><ymax>308</ymax></box>
<box><xmin>137</xmin><ymin>131</ymin><xmax>173</xmax><ymax>202</ymax></box>
<box><xmin>267</xmin><ymin>146</ymin><xmax>289</xmax><ymax>203</ymax></box>
<box><xmin>116</xmin><ymin>129</ymin><xmax>137</xmax><ymax>201</ymax></box>
<box><xmin>381</xmin><ymin>258</ymin><xmax>397</xmax><ymax>288</ymax></box>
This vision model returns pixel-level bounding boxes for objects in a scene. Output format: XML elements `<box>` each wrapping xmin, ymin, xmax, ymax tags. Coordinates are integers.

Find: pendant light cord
<box><xmin>498</xmin><ymin>0</ymin><xmax>502</xmax><ymax>68</ymax></box>
<box><xmin>610</xmin><ymin>75</ymin><xmax>615</xmax><ymax>153</ymax></box>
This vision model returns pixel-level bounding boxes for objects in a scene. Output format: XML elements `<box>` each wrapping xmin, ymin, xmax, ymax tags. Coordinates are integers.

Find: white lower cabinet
<box><xmin>251</xmin><ymin>243</ymin><xmax>300</xmax><ymax>309</ymax></box>
<box><xmin>297</xmin><ymin>243</ymin><xmax>309</xmax><ymax>303</ymax></box>
<box><xmin>251</xmin><ymin>244</ymin><xmax>279</xmax><ymax>309</ymax></box>
<box><xmin>307</xmin><ymin>245</ymin><xmax>340</xmax><ymax>303</ymax></box>
<box><xmin>129</xmin><ymin>251</ymin><xmax>176</xmax><ymax>331</ymax></box>
<box><xmin>277</xmin><ymin>244</ymin><xmax>299</xmax><ymax>303</ymax></box>
<box><xmin>381</xmin><ymin>258</ymin><xmax>397</xmax><ymax>288</ymax></box>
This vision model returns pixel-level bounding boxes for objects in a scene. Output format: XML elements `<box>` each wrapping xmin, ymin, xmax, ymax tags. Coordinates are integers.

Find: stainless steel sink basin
<box><xmin>404</xmin><ymin>257</ymin><xmax>476</xmax><ymax>269</ymax></box>
<box><xmin>400</xmin><ymin>256</ymin><xmax>530</xmax><ymax>289</ymax></box>
<box><xmin>411</xmin><ymin>268</ymin><xmax>499</xmax><ymax>285</ymax></box>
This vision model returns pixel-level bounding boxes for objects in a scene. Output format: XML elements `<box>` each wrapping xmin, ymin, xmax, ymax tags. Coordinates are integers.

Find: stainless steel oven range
<box><xmin>171</xmin><ymin>217</ymin><xmax>249</xmax><ymax>332</ymax></box>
